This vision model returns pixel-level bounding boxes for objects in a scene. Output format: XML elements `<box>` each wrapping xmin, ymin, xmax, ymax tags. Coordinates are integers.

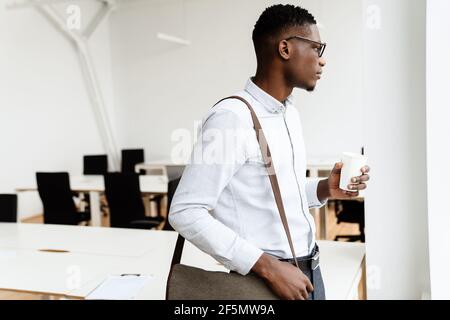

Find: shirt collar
<box><xmin>244</xmin><ymin>78</ymin><xmax>295</xmax><ymax>114</ymax></box>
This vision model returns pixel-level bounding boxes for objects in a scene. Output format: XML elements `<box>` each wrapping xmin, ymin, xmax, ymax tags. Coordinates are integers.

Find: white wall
<box><xmin>109</xmin><ymin>0</ymin><xmax>364</xmax><ymax>162</ymax></box>
<box><xmin>426</xmin><ymin>0</ymin><xmax>450</xmax><ymax>300</ymax></box>
<box><xmin>0</xmin><ymin>1</ymin><xmax>115</xmax><ymax>219</ymax></box>
<box><xmin>298</xmin><ymin>0</ymin><xmax>364</xmax><ymax>159</ymax></box>
<box><xmin>362</xmin><ymin>0</ymin><xmax>430</xmax><ymax>299</ymax></box>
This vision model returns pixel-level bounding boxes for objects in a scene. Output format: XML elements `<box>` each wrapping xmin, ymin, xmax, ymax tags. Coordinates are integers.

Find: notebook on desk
<box><xmin>86</xmin><ymin>274</ymin><xmax>153</xmax><ymax>300</ymax></box>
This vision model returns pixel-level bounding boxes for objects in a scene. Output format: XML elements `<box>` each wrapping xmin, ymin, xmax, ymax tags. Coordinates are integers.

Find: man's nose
<box><xmin>319</xmin><ymin>57</ymin><xmax>326</xmax><ymax>67</ymax></box>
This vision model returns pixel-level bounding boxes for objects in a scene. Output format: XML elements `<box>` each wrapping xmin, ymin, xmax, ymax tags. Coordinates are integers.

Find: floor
<box><xmin>1</xmin><ymin>198</ymin><xmax>363</xmax><ymax>300</ymax></box>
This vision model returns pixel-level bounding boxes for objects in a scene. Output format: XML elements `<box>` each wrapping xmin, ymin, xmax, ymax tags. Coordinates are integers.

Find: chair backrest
<box><xmin>339</xmin><ymin>200</ymin><xmax>365</xmax><ymax>214</ymax></box>
<box><xmin>336</xmin><ymin>200</ymin><xmax>365</xmax><ymax>224</ymax></box>
<box><xmin>36</xmin><ymin>172</ymin><xmax>78</xmax><ymax>225</ymax></box>
<box><xmin>335</xmin><ymin>200</ymin><xmax>365</xmax><ymax>242</ymax></box>
<box><xmin>163</xmin><ymin>177</ymin><xmax>181</xmax><ymax>231</ymax></box>
<box><xmin>83</xmin><ymin>155</ymin><xmax>108</xmax><ymax>175</ymax></box>
<box><xmin>0</xmin><ymin>194</ymin><xmax>18</xmax><ymax>223</ymax></box>
<box><xmin>121</xmin><ymin>149</ymin><xmax>144</xmax><ymax>173</ymax></box>
<box><xmin>167</xmin><ymin>177</ymin><xmax>181</xmax><ymax>212</ymax></box>
<box><xmin>104</xmin><ymin>172</ymin><xmax>145</xmax><ymax>228</ymax></box>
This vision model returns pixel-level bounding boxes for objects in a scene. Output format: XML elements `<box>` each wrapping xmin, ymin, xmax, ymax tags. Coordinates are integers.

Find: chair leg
<box><xmin>359</xmin><ymin>221</ymin><xmax>365</xmax><ymax>243</ymax></box>
<box><xmin>156</xmin><ymin>198</ymin><xmax>162</xmax><ymax>217</ymax></box>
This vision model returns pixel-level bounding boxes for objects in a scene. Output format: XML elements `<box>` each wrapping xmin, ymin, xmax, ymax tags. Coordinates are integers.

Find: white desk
<box><xmin>0</xmin><ymin>223</ymin><xmax>365</xmax><ymax>300</ymax></box>
<box><xmin>135</xmin><ymin>160</ymin><xmax>188</xmax><ymax>170</ymax></box>
<box><xmin>0</xmin><ymin>223</ymin><xmax>177</xmax><ymax>299</ymax></box>
<box><xmin>317</xmin><ymin>240</ymin><xmax>366</xmax><ymax>300</ymax></box>
<box><xmin>181</xmin><ymin>240</ymin><xmax>229</xmax><ymax>273</ymax></box>
<box><xmin>135</xmin><ymin>160</ymin><xmax>187</xmax><ymax>181</ymax></box>
<box><xmin>307</xmin><ymin>158</ymin><xmax>336</xmax><ymax>177</ymax></box>
<box><xmin>15</xmin><ymin>175</ymin><xmax>168</xmax><ymax>227</ymax></box>
<box><xmin>0</xmin><ymin>223</ymin><xmax>159</xmax><ymax>257</ymax></box>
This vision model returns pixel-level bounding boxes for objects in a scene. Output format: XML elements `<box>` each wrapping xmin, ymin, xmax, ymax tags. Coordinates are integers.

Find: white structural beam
<box><xmin>84</xmin><ymin>1</ymin><xmax>116</xmax><ymax>39</ymax></box>
<box><xmin>6</xmin><ymin>0</ymin><xmax>120</xmax><ymax>171</ymax></box>
<box><xmin>34</xmin><ymin>4</ymin><xmax>81</xmax><ymax>44</ymax></box>
<box><xmin>6</xmin><ymin>0</ymin><xmax>97</xmax><ymax>10</ymax></box>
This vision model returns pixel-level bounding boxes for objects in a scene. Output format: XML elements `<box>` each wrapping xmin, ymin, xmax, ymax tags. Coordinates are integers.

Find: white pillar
<box><xmin>362</xmin><ymin>0</ymin><xmax>431</xmax><ymax>299</ymax></box>
<box><xmin>425</xmin><ymin>0</ymin><xmax>450</xmax><ymax>300</ymax></box>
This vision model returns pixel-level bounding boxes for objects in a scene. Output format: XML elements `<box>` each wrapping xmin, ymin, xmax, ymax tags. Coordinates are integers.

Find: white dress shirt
<box><xmin>169</xmin><ymin>78</ymin><xmax>327</xmax><ymax>275</ymax></box>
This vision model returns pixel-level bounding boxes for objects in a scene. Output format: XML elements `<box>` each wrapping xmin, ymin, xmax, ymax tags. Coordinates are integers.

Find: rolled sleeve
<box><xmin>305</xmin><ymin>178</ymin><xmax>328</xmax><ymax>208</ymax></box>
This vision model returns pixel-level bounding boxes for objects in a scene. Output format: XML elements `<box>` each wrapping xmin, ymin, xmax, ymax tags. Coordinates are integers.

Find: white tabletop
<box><xmin>15</xmin><ymin>175</ymin><xmax>168</xmax><ymax>194</ymax></box>
<box><xmin>0</xmin><ymin>223</ymin><xmax>165</xmax><ymax>257</ymax></box>
<box><xmin>316</xmin><ymin>240</ymin><xmax>365</xmax><ymax>300</ymax></box>
<box><xmin>307</xmin><ymin>158</ymin><xmax>337</xmax><ymax>168</ymax></box>
<box><xmin>0</xmin><ymin>223</ymin><xmax>365</xmax><ymax>300</ymax></box>
<box><xmin>136</xmin><ymin>160</ymin><xmax>188</xmax><ymax>167</ymax></box>
<box><xmin>181</xmin><ymin>240</ymin><xmax>229</xmax><ymax>273</ymax></box>
<box><xmin>0</xmin><ymin>223</ymin><xmax>177</xmax><ymax>299</ymax></box>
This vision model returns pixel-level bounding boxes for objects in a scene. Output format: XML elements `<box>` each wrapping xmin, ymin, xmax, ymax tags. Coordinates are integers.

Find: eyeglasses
<box><xmin>284</xmin><ymin>35</ymin><xmax>327</xmax><ymax>58</ymax></box>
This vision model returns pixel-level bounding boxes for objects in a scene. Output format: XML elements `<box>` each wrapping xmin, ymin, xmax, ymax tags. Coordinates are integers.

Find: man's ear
<box><xmin>278</xmin><ymin>40</ymin><xmax>291</xmax><ymax>60</ymax></box>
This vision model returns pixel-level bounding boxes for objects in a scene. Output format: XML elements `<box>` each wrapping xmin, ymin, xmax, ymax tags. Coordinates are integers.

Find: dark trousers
<box><xmin>301</xmin><ymin>265</ymin><xmax>326</xmax><ymax>300</ymax></box>
<box><xmin>280</xmin><ymin>244</ymin><xmax>326</xmax><ymax>300</ymax></box>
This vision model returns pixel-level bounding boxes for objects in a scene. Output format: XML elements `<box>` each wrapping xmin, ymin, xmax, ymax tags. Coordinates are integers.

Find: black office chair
<box><xmin>36</xmin><ymin>172</ymin><xmax>91</xmax><ymax>225</ymax></box>
<box><xmin>0</xmin><ymin>194</ymin><xmax>18</xmax><ymax>222</ymax></box>
<box><xmin>334</xmin><ymin>200</ymin><xmax>365</xmax><ymax>242</ymax></box>
<box><xmin>121</xmin><ymin>149</ymin><xmax>145</xmax><ymax>173</ymax></box>
<box><xmin>104</xmin><ymin>172</ymin><xmax>164</xmax><ymax>229</ymax></box>
<box><xmin>162</xmin><ymin>177</ymin><xmax>181</xmax><ymax>231</ymax></box>
<box><xmin>82</xmin><ymin>155</ymin><xmax>109</xmax><ymax>213</ymax></box>
<box><xmin>121</xmin><ymin>148</ymin><xmax>166</xmax><ymax>217</ymax></box>
<box><xmin>83</xmin><ymin>155</ymin><xmax>108</xmax><ymax>175</ymax></box>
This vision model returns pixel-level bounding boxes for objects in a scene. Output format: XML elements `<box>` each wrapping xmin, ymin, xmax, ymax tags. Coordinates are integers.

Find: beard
<box><xmin>306</xmin><ymin>85</ymin><xmax>316</xmax><ymax>92</ymax></box>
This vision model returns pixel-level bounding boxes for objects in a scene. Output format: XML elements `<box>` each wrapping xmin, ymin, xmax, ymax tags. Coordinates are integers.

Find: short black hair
<box><xmin>252</xmin><ymin>4</ymin><xmax>316</xmax><ymax>50</ymax></box>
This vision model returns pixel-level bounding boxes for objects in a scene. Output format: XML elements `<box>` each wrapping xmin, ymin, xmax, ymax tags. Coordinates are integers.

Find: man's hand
<box><xmin>326</xmin><ymin>162</ymin><xmax>370</xmax><ymax>199</ymax></box>
<box><xmin>251</xmin><ymin>253</ymin><xmax>313</xmax><ymax>300</ymax></box>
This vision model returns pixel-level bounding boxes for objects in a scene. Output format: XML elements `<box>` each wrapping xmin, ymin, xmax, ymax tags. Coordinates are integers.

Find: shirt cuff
<box><xmin>226</xmin><ymin>241</ymin><xmax>264</xmax><ymax>276</ymax></box>
<box><xmin>306</xmin><ymin>178</ymin><xmax>328</xmax><ymax>209</ymax></box>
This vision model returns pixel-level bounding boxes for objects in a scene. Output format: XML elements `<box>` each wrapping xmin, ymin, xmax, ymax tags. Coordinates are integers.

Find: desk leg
<box><xmin>143</xmin><ymin>195</ymin><xmax>152</xmax><ymax>216</ymax></box>
<box><xmin>359</xmin><ymin>256</ymin><xmax>367</xmax><ymax>300</ymax></box>
<box><xmin>89</xmin><ymin>191</ymin><xmax>102</xmax><ymax>227</ymax></box>
<box><xmin>163</xmin><ymin>194</ymin><xmax>168</xmax><ymax>218</ymax></box>
<box><xmin>319</xmin><ymin>205</ymin><xmax>327</xmax><ymax>240</ymax></box>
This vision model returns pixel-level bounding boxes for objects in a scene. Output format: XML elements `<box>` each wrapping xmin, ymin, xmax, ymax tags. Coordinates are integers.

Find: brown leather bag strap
<box><xmin>214</xmin><ymin>96</ymin><xmax>300</xmax><ymax>268</ymax></box>
<box><xmin>170</xmin><ymin>96</ymin><xmax>300</xmax><ymax>269</ymax></box>
<box><xmin>170</xmin><ymin>234</ymin><xmax>185</xmax><ymax>266</ymax></box>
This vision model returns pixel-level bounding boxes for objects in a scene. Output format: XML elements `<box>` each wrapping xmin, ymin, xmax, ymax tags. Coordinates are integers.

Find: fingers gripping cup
<box><xmin>339</xmin><ymin>152</ymin><xmax>369</xmax><ymax>191</ymax></box>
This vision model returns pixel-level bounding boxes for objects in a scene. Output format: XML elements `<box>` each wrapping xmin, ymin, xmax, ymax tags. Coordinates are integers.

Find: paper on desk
<box><xmin>86</xmin><ymin>275</ymin><xmax>153</xmax><ymax>300</ymax></box>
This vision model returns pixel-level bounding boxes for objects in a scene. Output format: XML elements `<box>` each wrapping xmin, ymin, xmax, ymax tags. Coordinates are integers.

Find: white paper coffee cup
<box><xmin>339</xmin><ymin>152</ymin><xmax>368</xmax><ymax>191</ymax></box>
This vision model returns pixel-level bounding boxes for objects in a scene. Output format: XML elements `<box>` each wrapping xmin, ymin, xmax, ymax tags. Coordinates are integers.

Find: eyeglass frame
<box><xmin>284</xmin><ymin>35</ymin><xmax>327</xmax><ymax>58</ymax></box>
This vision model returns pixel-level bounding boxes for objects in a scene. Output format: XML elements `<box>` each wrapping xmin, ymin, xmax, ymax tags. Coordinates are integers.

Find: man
<box><xmin>169</xmin><ymin>4</ymin><xmax>370</xmax><ymax>300</ymax></box>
